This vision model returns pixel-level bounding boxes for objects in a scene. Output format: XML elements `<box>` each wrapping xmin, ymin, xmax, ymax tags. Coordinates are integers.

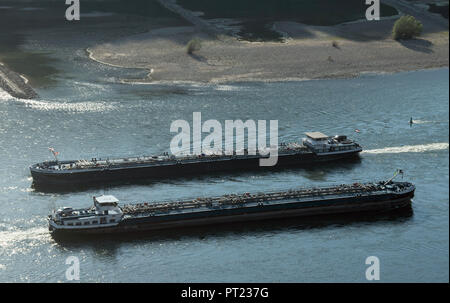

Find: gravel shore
<box><xmin>88</xmin><ymin>0</ymin><xmax>449</xmax><ymax>83</ymax></box>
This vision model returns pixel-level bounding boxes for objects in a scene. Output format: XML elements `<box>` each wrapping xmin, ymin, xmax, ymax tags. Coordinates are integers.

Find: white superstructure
<box><xmin>302</xmin><ymin>132</ymin><xmax>362</xmax><ymax>156</ymax></box>
<box><xmin>48</xmin><ymin>195</ymin><xmax>123</xmax><ymax>231</ymax></box>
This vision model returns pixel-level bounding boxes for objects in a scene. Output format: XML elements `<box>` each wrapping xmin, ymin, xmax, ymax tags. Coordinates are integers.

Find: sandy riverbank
<box><xmin>0</xmin><ymin>0</ymin><xmax>448</xmax><ymax>89</ymax></box>
<box><xmin>87</xmin><ymin>0</ymin><xmax>449</xmax><ymax>83</ymax></box>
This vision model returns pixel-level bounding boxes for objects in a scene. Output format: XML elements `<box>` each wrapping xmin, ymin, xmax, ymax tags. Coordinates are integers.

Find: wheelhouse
<box><xmin>302</xmin><ymin>132</ymin><xmax>361</xmax><ymax>155</ymax></box>
<box><xmin>48</xmin><ymin>195</ymin><xmax>123</xmax><ymax>231</ymax></box>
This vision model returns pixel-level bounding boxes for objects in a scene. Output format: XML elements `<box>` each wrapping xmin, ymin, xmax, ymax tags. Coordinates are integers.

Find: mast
<box><xmin>48</xmin><ymin>147</ymin><xmax>59</xmax><ymax>162</ymax></box>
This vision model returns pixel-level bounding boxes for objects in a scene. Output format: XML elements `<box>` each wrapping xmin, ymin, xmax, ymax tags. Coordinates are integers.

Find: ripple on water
<box><xmin>0</xmin><ymin>88</ymin><xmax>116</xmax><ymax>112</ymax></box>
<box><xmin>0</xmin><ymin>226</ymin><xmax>50</xmax><ymax>253</ymax></box>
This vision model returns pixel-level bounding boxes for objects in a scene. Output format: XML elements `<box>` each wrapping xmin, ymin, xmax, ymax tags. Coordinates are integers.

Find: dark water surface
<box><xmin>0</xmin><ymin>56</ymin><xmax>448</xmax><ymax>281</ymax></box>
<box><xmin>177</xmin><ymin>0</ymin><xmax>398</xmax><ymax>41</ymax></box>
<box><xmin>428</xmin><ymin>4</ymin><xmax>449</xmax><ymax>20</ymax></box>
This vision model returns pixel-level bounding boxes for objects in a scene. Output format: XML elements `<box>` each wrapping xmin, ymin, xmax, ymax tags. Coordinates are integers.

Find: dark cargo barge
<box><xmin>48</xmin><ymin>180</ymin><xmax>414</xmax><ymax>235</ymax></box>
<box><xmin>32</xmin><ymin>132</ymin><xmax>362</xmax><ymax>189</ymax></box>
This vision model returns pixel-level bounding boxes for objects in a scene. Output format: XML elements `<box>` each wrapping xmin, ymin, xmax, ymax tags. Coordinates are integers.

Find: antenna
<box><xmin>384</xmin><ymin>169</ymin><xmax>404</xmax><ymax>185</ymax></box>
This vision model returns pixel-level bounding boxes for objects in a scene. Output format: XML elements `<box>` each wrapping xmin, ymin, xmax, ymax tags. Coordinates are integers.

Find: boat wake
<box><xmin>0</xmin><ymin>88</ymin><xmax>116</xmax><ymax>112</ymax></box>
<box><xmin>412</xmin><ymin>119</ymin><xmax>449</xmax><ymax>124</ymax></box>
<box><xmin>363</xmin><ymin>143</ymin><xmax>449</xmax><ymax>154</ymax></box>
<box><xmin>15</xmin><ymin>99</ymin><xmax>116</xmax><ymax>112</ymax></box>
<box><xmin>0</xmin><ymin>226</ymin><xmax>49</xmax><ymax>250</ymax></box>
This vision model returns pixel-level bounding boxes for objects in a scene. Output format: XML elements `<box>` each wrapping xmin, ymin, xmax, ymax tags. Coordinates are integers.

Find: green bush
<box><xmin>392</xmin><ymin>15</ymin><xmax>423</xmax><ymax>40</ymax></box>
<box><xmin>186</xmin><ymin>38</ymin><xmax>202</xmax><ymax>54</ymax></box>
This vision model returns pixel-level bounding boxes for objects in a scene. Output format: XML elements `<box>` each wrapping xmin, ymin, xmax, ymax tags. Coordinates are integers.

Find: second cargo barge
<box><xmin>31</xmin><ymin>132</ymin><xmax>362</xmax><ymax>189</ymax></box>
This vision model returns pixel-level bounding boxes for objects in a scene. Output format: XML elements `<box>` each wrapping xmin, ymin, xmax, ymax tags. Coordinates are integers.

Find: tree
<box><xmin>392</xmin><ymin>15</ymin><xmax>423</xmax><ymax>40</ymax></box>
<box><xmin>186</xmin><ymin>38</ymin><xmax>202</xmax><ymax>54</ymax></box>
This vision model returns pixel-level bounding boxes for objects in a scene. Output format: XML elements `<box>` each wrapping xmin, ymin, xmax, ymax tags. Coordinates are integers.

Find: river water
<box><xmin>0</xmin><ymin>55</ymin><xmax>448</xmax><ymax>282</ymax></box>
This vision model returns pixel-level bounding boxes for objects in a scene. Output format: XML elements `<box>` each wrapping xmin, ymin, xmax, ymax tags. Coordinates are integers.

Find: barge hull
<box><xmin>32</xmin><ymin>151</ymin><xmax>360</xmax><ymax>188</ymax></box>
<box><xmin>50</xmin><ymin>191</ymin><xmax>413</xmax><ymax>235</ymax></box>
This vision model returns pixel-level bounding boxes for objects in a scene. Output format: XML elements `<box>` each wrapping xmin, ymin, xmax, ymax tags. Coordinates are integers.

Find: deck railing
<box><xmin>121</xmin><ymin>182</ymin><xmax>399</xmax><ymax>215</ymax></box>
